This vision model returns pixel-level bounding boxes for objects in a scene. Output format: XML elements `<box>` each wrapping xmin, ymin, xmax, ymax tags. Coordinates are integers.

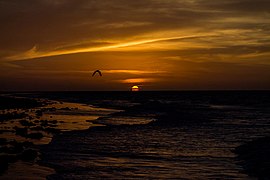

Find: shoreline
<box><xmin>0</xmin><ymin>95</ymin><xmax>120</xmax><ymax>179</ymax></box>
<box><xmin>235</xmin><ymin>136</ymin><xmax>270</xmax><ymax>179</ymax></box>
<box><xmin>1</xmin><ymin>91</ymin><xmax>270</xmax><ymax>179</ymax></box>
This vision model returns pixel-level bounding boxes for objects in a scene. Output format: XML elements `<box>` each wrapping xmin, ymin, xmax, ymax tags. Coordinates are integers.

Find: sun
<box><xmin>131</xmin><ymin>85</ymin><xmax>139</xmax><ymax>91</ymax></box>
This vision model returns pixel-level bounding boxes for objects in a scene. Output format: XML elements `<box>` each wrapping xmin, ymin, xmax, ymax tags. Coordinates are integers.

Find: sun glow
<box><xmin>131</xmin><ymin>85</ymin><xmax>139</xmax><ymax>91</ymax></box>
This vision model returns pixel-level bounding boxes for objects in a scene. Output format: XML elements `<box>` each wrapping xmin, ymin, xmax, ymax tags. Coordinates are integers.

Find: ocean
<box><xmin>1</xmin><ymin>91</ymin><xmax>270</xmax><ymax>179</ymax></box>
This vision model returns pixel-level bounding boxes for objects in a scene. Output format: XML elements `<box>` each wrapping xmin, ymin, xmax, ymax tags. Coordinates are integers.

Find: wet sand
<box><xmin>1</xmin><ymin>91</ymin><xmax>270</xmax><ymax>179</ymax></box>
<box><xmin>0</xmin><ymin>95</ymin><xmax>119</xmax><ymax>179</ymax></box>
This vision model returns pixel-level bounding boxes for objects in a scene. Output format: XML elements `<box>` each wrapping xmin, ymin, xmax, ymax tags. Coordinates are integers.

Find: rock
<box><xmin>40</xmin><ymin>120</ymin><xmax>49</xmax><ymax>127</ymax></box>
<box><xmin>51</xmin><ymin>120</ymin><xmax>58</xmax><ymax>124</ymax></box>
<box><xmin>44</xmin><ymin>127</ymin><xmax>60</xmax><ymax>133</ymax></box>
<box><xmin>30</xmin><ymin>126</ymin><xmax>44</xmax><ymax>131</ymax></box>
<box><xmin>20</xmin><ymin>149</ymin><xmax>38</xmax><ymax>161</ymax></box>
<box><xmin>0</xmin><ymin>155</ymin><xmax>18</xmax><ymax>174</ymax></box>
<box><xmin>60</xmin><ymin>107</ymin><xmax>71</xmax><ymax>111</ymax></box>
<box><xmin>19</xmin><ymin>120</ymin><xmax>35</xmax><ymax>126</ymax></box>
<box><xmin>14</xmin><ymin>127</ymin><xmax>28</xmax><ymax>137</ymax></box>
<box><xmin>0</xmin><ymin>138</ymin><xmax>7</xmax><ymax>145</ymax></box>
<box><xmin>235</xmin><ymin>136</ymin><xmax>270</xmax><ymax>179</ymax></box>
<box><xmin>0</xmin><ymin>112</ymin><xmax>27</xmax><ymax>122</ymax></box>
<box><xmin>26</xmin><ymin>132</ymin><xmax>44</xmax><ymax>139</ymax></box>
<box><xmin>22</xmin><ymin>141</ymin><xmax>34</xmax><ymax>147</ymax></box>
<box><xmin>0</xmin><ymin>158</ymin><xmax>8</xmax><ymax>174</ymax></box>
<box><xmin>10</xmin><ymin>143</ymin><xmax>24</xmax><ymax>154</ymax></box>
<box><xmin>34</xmin><ymin>120</ymin><xmax>40</xmax><ymax>123</ymax></box>
<box><xmin>35</xmin><ymin>110</ymin><xmax>43</xmax><ymax>117</ymax></box>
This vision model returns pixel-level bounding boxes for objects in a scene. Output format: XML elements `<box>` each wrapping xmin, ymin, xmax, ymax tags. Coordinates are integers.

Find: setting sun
<box><xmin>131</xmin><ymin>85</ymin><xmax>139</xmax><ymax>91</ymax></box>
<box><xmin>0</xmin><ymin>0</ymin><xmax>270</xmax><ymax>179</ymax></box>
<box><xmin>0</xmin><ymin>0</ymin><xmax>269</xmax><ymax>91</ymax></box>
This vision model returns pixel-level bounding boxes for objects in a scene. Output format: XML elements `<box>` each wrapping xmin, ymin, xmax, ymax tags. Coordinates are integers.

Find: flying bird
<box><xmin>92</xmin><ymin>70</ymin><xmax>102</xmax><ymax>77</ymax></box>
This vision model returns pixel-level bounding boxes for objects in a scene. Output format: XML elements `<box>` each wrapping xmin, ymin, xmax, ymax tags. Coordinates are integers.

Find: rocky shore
<box><xmin>0</xmin><ymin>94</ymin><xmax>118</xmax><ymax>178</ymax></box>
<box><xmin>235</xmin><ymin>136</ymin><xmax>270</xmax><ymax>179</ymax></box>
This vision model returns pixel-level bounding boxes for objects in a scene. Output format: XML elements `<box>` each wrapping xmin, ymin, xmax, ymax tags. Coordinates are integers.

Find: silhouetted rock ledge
<box><xmin>235</xmin><ymin>136</ymin><xmax>270</xmax><ymax>179</ymax></box>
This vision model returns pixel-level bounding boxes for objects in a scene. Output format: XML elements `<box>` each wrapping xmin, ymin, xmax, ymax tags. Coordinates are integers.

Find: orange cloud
<box><xmin>5</xmin><ymin>34</ymin><xmax>211</xmax><ymax>61</ymax></box>
<box><xmin>119</xmin><ymin>78</ymin><xmax>158</xmax><ymax>84</ymax></box>
<box><xmin>103</xmin><ymin>70</ymin><xmax>165</xmax><ymax>75</ymax></box>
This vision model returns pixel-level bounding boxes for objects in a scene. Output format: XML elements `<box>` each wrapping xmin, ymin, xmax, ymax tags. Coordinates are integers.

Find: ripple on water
<box><xmin>41</xmin><ymin>125</ymin><xmax>252</xmax><ymax>179</ymax></box>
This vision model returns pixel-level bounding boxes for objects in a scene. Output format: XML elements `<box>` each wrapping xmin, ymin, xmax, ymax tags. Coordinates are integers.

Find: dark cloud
<box><xmin>0</xmin><ymin>0</ymin><xmax>269</xmax><ymax>90</ymax></box>
<box><xmin>197</xmin><ymin>0</ymin><xmax>270</xmax><ymax>13</ymax></box>
<box><xmin>0</xmin><ymin>1</ymin><xmax>268</xmax><ymax>48</ymax></box>
<box><xmin>0</xmin><ymin>0</ymin><xmax>226</xmax><ymax>51</ymax></box>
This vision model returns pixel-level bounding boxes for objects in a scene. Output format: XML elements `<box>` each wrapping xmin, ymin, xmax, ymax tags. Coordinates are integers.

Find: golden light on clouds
<box><xmin>5</xmin><ymin>34</ymin><xmax>215</xmax><ymax>61</ymax></box>
<box><xmin>103</xmin><ymin>70</ymin><xmax>165</xmax><ymax>75</ymax></box>
<box><xmin>0</xmin><ymin>0</ymin><xmax>270</xmax><ymax>90</ymax></box>
<box><xmin>120</xmin><ymin>78</ymin><xmax>157</xmax><ymax>84</ymax></box>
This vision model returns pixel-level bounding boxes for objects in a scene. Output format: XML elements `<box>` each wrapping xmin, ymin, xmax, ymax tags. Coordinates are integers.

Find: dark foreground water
<box><xmin>3</xmin><ymin>91</ymin><xmax>270</xmax><ymax>179</ymax></box>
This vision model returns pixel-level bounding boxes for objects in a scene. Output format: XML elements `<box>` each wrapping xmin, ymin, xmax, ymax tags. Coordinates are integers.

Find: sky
<box><xmin>0</xmin><ymin>0</ymin><xmax>270</xmax><ymax>91</ymax></box>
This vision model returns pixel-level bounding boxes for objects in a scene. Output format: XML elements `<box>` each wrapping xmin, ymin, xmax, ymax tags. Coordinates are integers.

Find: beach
<box><xmin>0</xmin><ymin>91</ymin><xmax>270</xmax><ymax>179</ymax></box>
<box><xmin>0</xmin><ymin>93</ymin><xmax>119</xmax><ymax>179</ymax></box>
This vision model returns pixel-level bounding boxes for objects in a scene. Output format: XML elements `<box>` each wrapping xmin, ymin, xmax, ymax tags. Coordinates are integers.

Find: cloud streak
<box><xmin>1</xmin><ymin>0</ymin><xmax>269</xmax><ymax>61</ymax></box>
<box><xmin>119</xmin><ymin>78</ymin><xmax>158</xmax><ymax>84</ymax></box>
<box><xmin>5</xmin><ymin>34</ymin><xmax>214</xmax><ymax>61</ymax></box>
<box><xmin>1</xmin><ymin>0</ymin><xmax>270</xmax><ymax>90</ymax></box>
<box><xmin>103</xmin><ymin>70</ymin><xmax>166</xmax><ymax>75</ymax></box>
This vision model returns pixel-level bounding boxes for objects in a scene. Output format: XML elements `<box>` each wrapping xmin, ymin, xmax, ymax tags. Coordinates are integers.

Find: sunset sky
<box><xmin>1</xmin><ymin>0</ymin><xmax>270</xmax><ymax>91</ymax></box>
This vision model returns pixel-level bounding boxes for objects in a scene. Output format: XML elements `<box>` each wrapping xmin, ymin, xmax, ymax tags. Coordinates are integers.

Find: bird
<box><xmin>92</xmin><ymin>70</ymin><xmax>102</xmax><ymax>77</ymax></box>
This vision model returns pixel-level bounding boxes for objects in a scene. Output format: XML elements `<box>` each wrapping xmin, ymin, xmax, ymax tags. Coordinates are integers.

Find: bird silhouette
<box><xmin>92</xmin><ymin>70</ymin><xmax>102</xmax><ymax>77</ymax></box>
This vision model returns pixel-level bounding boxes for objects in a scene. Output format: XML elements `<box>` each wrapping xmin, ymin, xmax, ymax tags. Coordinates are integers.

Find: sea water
<box><xmin>2</xmin><ymin>91</ymin><xmax>269</xmax><ymax>179</ymax></box>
